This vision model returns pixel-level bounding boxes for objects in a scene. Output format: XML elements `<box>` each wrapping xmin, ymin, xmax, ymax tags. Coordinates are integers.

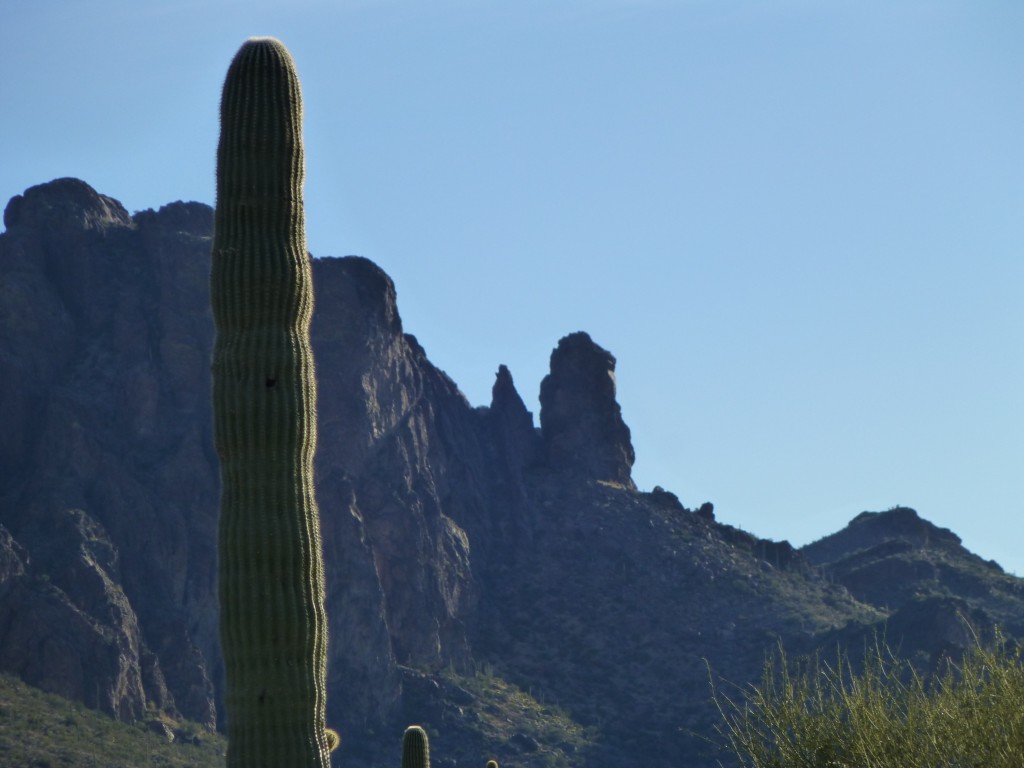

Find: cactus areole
<box><xmin>211</xmin><ymin>37</ymin><xmax>330</xmax><ymax>767</ymax></box>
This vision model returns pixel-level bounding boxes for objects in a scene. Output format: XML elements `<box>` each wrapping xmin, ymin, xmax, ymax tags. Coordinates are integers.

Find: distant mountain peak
<box><xmin>805</xmin><ymin>506</ymin><xmax>964</xmax><ymax>566</ymax></box>
<box><xmin>3</xmin><ymin>177</ymin><xmax>132</xmax><ymax>233</ymax></box>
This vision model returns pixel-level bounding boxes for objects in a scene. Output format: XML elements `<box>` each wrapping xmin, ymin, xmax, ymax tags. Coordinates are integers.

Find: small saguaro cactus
<box><xmin>401</xmin><ymin>725</ymin><xmax>431</xmax><ymax>768</ymax></box>
<box><xmin>211</xmin><ymin>36</ymin><xmax>331</xmax><ymax>767</ymax></box>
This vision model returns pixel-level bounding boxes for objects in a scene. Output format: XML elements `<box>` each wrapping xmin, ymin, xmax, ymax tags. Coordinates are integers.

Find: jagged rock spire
<box><xmin>539</xmin><ymin>332</ymin><xmax>635</xmax><ymax>488</ymax></box>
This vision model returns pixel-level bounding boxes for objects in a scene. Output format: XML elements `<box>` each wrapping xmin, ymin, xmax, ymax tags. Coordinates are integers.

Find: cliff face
<box><xmin>312</xmin><ymin>255</ymin><xmax>484</xmax><ymax>725</ymax></box>
<box><xmin>0</xmin><ymin>179</ymin><xmax>504</xmax><ymax>731</ymax></box>
<box><xmin>1</xmin><ymin>179</ymin><xmax>219</xmax><ymax>727</ymax></box>
<box><xmin>0</xmin><ymin>510</ymin><xmax>150</xmax><ymax>721</ymax></box>
<box><xmin>0</xmin><ymin>179</ymin><xmax>552</xmax><ymax>735</ymax></box>
<box><xmin>4</xmin><ymin>179</ymin><xmax>1024</xmax><ymax>768</ymax></box>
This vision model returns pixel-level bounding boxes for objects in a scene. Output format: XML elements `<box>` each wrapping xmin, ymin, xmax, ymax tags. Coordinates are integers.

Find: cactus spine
<box><xmin>211</xmin><ymin>37</ymin><xmax>330</xmax><ymax>767</ymax></box>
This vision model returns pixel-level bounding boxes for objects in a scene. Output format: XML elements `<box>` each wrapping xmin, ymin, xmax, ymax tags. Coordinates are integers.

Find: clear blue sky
<box><xmin>3</xmin><ymin>1</ymin><xmax>1022</xmax><ymax>572</ymax></box>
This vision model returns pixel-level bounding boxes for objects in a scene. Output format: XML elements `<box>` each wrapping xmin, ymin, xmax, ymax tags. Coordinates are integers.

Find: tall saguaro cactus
<box><xmin>211</xmin><ymin>37</ymin><xmax>330</xmax><ymax>767</ymax></box>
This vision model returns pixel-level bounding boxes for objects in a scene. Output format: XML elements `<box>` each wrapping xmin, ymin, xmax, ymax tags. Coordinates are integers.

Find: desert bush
<box><xmin>714</xmin><ymin>631</ymin><xmax>1024</xmax><ymax>767</ymax></box>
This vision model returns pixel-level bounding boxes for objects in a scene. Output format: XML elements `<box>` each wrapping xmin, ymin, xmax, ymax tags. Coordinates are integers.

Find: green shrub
<box><xmin>713</xmin><ymin>632</ymin><xmax>1024</xmax><ymax>767</ymax></box>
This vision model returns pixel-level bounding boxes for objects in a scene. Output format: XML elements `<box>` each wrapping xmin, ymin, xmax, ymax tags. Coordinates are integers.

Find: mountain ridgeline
<box><xmin>2</xmin><ymin>178</ymin><xmax>1022</xmax><ymax>767</ymax></box>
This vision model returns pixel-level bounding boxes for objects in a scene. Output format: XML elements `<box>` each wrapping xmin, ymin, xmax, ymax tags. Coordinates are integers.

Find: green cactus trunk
<box><xmin>211</xmin><ymin>37</ymin><xmax>330</xmax><ymax>768</ymax></box>
<box><xmin>401</xmin><ymin>726</ymin><xmax>431</xmax><ymax>768</ymax></box>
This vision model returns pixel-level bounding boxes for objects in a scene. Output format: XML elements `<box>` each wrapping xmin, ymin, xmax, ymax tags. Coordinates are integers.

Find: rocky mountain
<box><xmin>2</xmin><ymin>178</ymin><xmax>1022</xmax><ymax>768</ymax></box>
<box><xmin>800</xmin><ymin>507</ymin><xmax>1024</xmax><ymax>670</ymax></box>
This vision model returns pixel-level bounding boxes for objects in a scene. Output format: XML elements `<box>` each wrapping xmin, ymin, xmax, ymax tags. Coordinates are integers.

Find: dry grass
<box><xmin>713</xmin><ymin>630</ymin><xmax>1024</xmax><ymax>767</ymax></box>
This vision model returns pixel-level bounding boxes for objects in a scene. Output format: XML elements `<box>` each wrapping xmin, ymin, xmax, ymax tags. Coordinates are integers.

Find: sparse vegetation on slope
<box><xmin>391</xmin><ymin>665</ymin><xmax>595</xmax><ymax>768</ymax></box>
<box><xmin>0</xmin><ymin>674</ymin><xmax>226</xmax><ymax>768</ymax></box>
<box><xmin>803</xmin><ymin>508</ymin><xmax>1024</xmax><ymax>633</ymax></box>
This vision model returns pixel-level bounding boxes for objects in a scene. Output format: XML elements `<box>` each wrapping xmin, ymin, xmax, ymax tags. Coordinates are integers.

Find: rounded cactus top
<box><xmin>401</xmin><ymin>726</ymin><xmax>431</xmax><ymax>768</ymax></box>
<box><xmin>217</xmin><ymin>36</ymin><xmax>304</xmax><ymax>207</ymax></box>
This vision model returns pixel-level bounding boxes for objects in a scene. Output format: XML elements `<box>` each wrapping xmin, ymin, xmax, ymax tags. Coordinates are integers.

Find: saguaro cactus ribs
<box><xmin>211</xmin><ymin>36</ymin><xmax>331</xmax><ymax>767</ymax></box>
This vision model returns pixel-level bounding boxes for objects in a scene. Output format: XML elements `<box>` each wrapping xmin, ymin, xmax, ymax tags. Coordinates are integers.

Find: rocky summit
<box><xmin>2</xmin><ymin>178</ymin><xmax>1023</xmax><ymax>768</ymax></box>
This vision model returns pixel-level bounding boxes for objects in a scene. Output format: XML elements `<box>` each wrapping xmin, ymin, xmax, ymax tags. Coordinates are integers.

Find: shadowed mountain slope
<box><xmin>2</xmin><ymin>179</ymin><xmax>1022</xmax><ymax>768</ymax></box>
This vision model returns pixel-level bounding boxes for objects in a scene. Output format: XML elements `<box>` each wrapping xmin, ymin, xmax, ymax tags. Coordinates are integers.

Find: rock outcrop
<box><xmin>0</xmin><ymin>511</ymin><xmax>151</xmax><ymax>720</ymax></box>
<box><xmin>3</xmin><ymin>177</ymin><xmax>133</xmax><ymax>233</ymax></box>
<box><xmin>539</xmin><ymin>331</ymin><xmax>636</xmax><ymax>488</ymax></box>
<box><xmin>487</xmin><ymin>365</ymin><xmax>543</xmax><ymax>508</ymax></box>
